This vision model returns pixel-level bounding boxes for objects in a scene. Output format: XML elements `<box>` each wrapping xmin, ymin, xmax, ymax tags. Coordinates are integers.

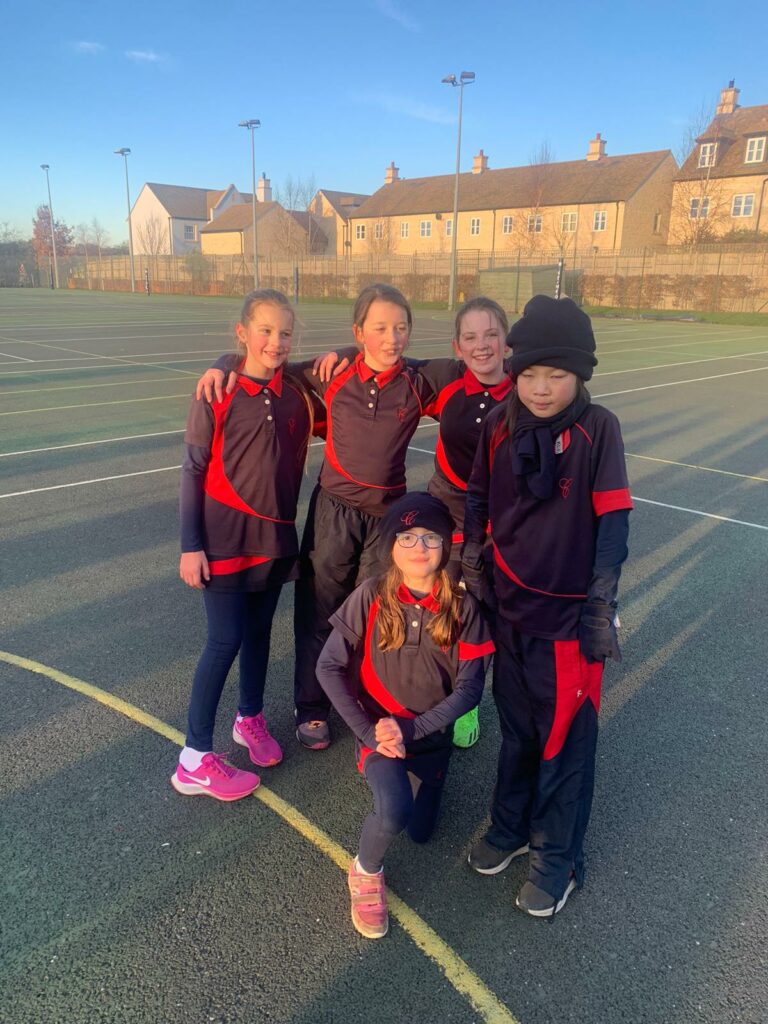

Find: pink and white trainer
<box><xmin>171</xmin><ymin>752</ymin><xmax>260</xmax><ymax>801</ymax></box>
<box><xmin>233</xmin><ymin>713</ymin><xmax>283</xmax><ymax>767</ymax></box>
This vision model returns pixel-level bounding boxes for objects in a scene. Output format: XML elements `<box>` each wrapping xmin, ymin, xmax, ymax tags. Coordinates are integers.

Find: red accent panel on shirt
<box><xmin>452</xmin><ymin>531</ymin><xmax>464</xmax><ymax>545</ymax></box>
<box><xmin>488</xmin><ymin>421</ymin><xmax>509</xmax><ymax>472</ymax></box>
<box><xmin>357</xmin><ymin>745</ymin><xmax>375</xmax><ymax>774</ymax></box>
<box><xmin>425</xmin><ymin>376</ymin><xmax>464</xmax><ymax>419</ymax></box>
<box><xmin>208</xmin><ymin>555</ymin><xmax>270</xmax><ymax>575</ymax></box>
<box><xmin>543</xmin><ymin>640</ymin><xmax>603</xmax><ymax>760</ymax></box>
<box><xmin>458</xmin><ymin>639</ymin><xmax>496</xmax><ymax>660</ymax></box>
<box><xmin>204</xmin><ymin>385</ymin><xmax>295</xmax><ymax>523</ymax></box>
<box><xmin>574</xmin><ymin>421</ymin><xmax>592</xmax><ymax>445</ymax></box>
<box><xmin>592</xmin><ymin>488</ymin><xmax>634</xmax><ymax>516</ymax></box>
<box><xmin>360</xmin><ymin>599</ymin><xmax>417</xmax><ymax>719</ymax></box>
<box><xmin>492</xmin><ymin>541</ymin><xmax>588</xmax><ymax>599</ymax></box>
<box><xmin>436</xmin><ymin>434</ymin><xmax>468</xmax><ymax>491</ymax></box>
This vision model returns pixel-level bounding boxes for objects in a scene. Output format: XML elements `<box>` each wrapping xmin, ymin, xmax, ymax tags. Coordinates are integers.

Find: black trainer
<box><xmin>515</xmin><ymin>876</ymin><xmax>577</xmax><ymax>918</ymax></box>
<box><xmin>467</xmin><ymin>837</ymin><xmax>529</xmax><ymax>875</ymax></box>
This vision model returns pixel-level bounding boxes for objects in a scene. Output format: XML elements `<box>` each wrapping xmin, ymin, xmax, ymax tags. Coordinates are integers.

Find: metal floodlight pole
<box><xmin>114</xmin><ymin>149</ymin><xmax>136</xmax><ymax>292</ymax></box>
<box><xmin>239</xmin><ymin>119</ymin><xmax>261</xmax><ymax>289</ymax></box>
<box><xmin>40</xmin><ymin>164</ymin><xmax>60</xmax><ymax>289</ymax></box>
<box><xmin>442</xmin><ymin>71</ymin><xmax>474</xmax><ymax>310</ymax></box>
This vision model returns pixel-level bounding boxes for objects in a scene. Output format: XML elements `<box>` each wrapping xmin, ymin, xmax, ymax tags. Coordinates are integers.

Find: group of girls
<box><xmin>173</xmin><ymin>282</ymin><xmax>631</xmax><ymax>934</ymax></box>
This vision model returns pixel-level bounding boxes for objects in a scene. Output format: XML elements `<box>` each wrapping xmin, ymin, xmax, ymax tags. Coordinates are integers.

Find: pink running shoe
<box><xmin>348</xmin><ymin>860</ymin><xmax>388</xmax><ymax>939</ymax></box>
<box><xmin>171</xmin><ymin>752</ymin><xmax>260</xmax><ymax>801</ymax></box>
<box><xmin>233</xmin><ymin>713</ymin><xmax>283</xmax><ymax>767</ymax></box>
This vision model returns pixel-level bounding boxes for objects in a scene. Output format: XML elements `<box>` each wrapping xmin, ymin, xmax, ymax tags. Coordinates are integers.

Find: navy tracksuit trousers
<box><xmin>487</xmin><ymin>626</ymin><xmax>602</xmax><ymax>900</ymax></box>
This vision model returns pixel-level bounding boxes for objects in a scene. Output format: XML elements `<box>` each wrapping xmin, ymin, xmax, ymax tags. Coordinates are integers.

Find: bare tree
<box><xmin>1</xmin><ymin>222</ymin><xmax>22</xmax><ymax>242</ymax></box>
<box><xmin>669</xmin><ymin>99</ymin><xmax>729</xmax><ymax>247</ymax></box>
<box><xmin>91</xmin><ymin>218</ymin><xmax>109</xmax><ymax>288</ymax></box>
<box><xmin>509</xmin><ymin>141</ymin><xmax>556</xmax><ymax>256</ymax></box>
<box><xmin>367</xmin><ymin>218</ymin><xmax>395</xmax><ymax>256</ymax></box>
<box><xmin>273</xmin><ymin>174</ymin><xmax>319</xmax><ymax>256</ymax></box>
<box><xmin>136</xmin><ymin>214</ymin><xmax>170</xmax><ymax>257</ymax></box>
<box><xmin>76</xmin><ymin>223</ymin><xmax>92</xmax><ymax>288</ymax></box>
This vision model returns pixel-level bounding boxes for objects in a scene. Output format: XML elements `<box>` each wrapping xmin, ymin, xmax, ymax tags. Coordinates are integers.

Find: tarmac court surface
<box><xmin>1</xmin><ymin>289</ymin><xmax>767</xmax><ymax>1024</ymax></box>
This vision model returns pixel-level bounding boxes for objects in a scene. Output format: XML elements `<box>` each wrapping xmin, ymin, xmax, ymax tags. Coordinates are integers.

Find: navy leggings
<box><xmin>186</xmin><ymin>586</ymin><xmax>282</xmax><ymax>750</ymax></box>
<box><xmin>358</xmin><ymin>746</ymin><xmax>452</xmax><ymax>873</ymax></box>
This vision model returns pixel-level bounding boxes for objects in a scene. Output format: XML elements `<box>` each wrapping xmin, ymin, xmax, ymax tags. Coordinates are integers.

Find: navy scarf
<box><xmin>511</xmin><ymin>391</ymin><xmax>590</xmax><ymax>500</ymax></box>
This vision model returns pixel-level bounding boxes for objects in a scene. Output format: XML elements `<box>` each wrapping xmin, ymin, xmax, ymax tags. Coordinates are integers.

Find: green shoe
<box><xmin>453</xmin><ymin>707</ymin><xmax>480</xmax><ymax>748</ymax></box>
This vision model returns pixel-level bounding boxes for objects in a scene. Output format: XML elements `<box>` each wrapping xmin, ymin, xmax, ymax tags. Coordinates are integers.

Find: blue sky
<box><xmin>2</xmin><ymin>0</ymin><xmax>767</xmax><ymax>244</ymax></box>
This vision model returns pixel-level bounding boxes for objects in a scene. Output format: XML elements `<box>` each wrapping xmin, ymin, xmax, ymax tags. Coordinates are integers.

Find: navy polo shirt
<box><xmin>181</xmin><ymin>368</ymin><xmax>322</xmax><ymax>588</ymax></box>
<box><xmin>416</xmin><ymin>359</ymin><xmax>514</xmax><ymax>535</ymax></box>
<box><xmin>320</xmin><ymin>577</ymin><xmax>494</xmax><ymax>752</ymax></box>
<box><xmin>467</xmin><ymin>403</ymin><xmax>633</xmax><ymax>639</ymax></box>
<box><xmin>308</xmin><ymin>353</ymin><xmax>436</xmax><ymax>516</ymax></box>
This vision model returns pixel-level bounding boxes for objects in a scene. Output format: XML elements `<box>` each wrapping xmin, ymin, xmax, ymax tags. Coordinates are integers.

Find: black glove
<box><xmin>461</xmin><ymin>543</ymin><xmax>497</xmax><ymax>612</ymax></box>
<box><xmin>579</xmin><ymin>601</ymin><xmax>621</xmax><ymax>664</ymax></box>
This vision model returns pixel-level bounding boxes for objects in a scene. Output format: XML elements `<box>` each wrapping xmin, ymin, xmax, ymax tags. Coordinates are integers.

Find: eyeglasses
<box><xmin>395</xmin><ymin>532</ymin><xmax>444</xmax><ymax>549</ymax></box>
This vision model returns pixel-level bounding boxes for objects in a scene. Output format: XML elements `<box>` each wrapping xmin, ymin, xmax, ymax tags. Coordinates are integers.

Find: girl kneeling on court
<box><xmin>316</xmin><ymin>493</ymin><xmax>493</xmax><ymax>938</ymax></box>
<box><xmin>173</xmin><ymin>289</ymin><xmax>323</xmax><ymax>802</ymax></box>
<box><xmin>462</xmin><ymin>295</ymin><xmax>632</xmax><ymax>918</ymax></box>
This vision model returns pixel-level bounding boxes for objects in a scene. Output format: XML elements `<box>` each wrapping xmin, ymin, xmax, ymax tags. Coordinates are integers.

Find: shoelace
<box><xmin>241</xmin><ymin>715</ymin><xmax>269</xmax><ymax>741</ymax></box>
<box><xmin>202</xmin><ymin>753</ymin><xmax>236</xmax><ymax>779</ymax></box>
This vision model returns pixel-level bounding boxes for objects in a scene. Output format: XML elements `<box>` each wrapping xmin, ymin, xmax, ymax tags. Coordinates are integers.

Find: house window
<box><xmin>356</xmin><ymin>224</ymin><xmax>366</xmax><ymax>240</ymax></box>
<box><xmin>593</xmin><ymin>210</ymin><xmax>607</xmax><ymax>232</ymax></box>
<box><xmin>745</xmin><ymin>137</ymin><xmax>766</xmax><ymax>164</ymax></box>
<box><xmin>400</xmin><ymin>222</ymin><xmax>409</xmax><ymax>238</ymax></box>
<box><xmin>420</xmin><ymin>220</ymin><xmax>432</xmax><ymax>237</ymax></box>
<box><xmin>374</xmin><ymin>222</ymin><xmax>383</xmax><ymax>240</ymax></box>
<box><xmin>698</xmin><ymin>143</ymin><xmax>717</xmax><ymax>168</ymax></box>
<box><xmin>527</xmin><ymin>215</ymin><xmax>542</xmax><ymax>233</ymax></box>
<box><xmin>689</xmin><ymin>197</ymin><xmax>710</xmax><ymax>219</ymax></box>
<box><xmin>445</xmin><ymin>219</ymin><xmax>453</xmax><ymax>237</ymax></box>
<box><xmin>653</xmin><ymin>212</ymin><xmax>662</xmax><ymax>234</ymax></box>
<box><xmin>731</xmin><ymin>194</ymin><xmax>755</xmax><ymax>217</ymax></box>
<box><xmin>502</xmin><ymin>215</ymin><xmax>513</xmax><ymax>234</ymax></box>
<box><xmin>470</xmin><ymin>217</ymin><xmax>481</xmax><ymax>236</ymax></box>
<box><xmin>184</xmin><ymin>225</ymin><xmax>196</xmax><ymax>241</ymax></box>
<box><xmin>561</xmin><ymin>212</ymin><xmax>577</xmax><ymax>233</ymax></box>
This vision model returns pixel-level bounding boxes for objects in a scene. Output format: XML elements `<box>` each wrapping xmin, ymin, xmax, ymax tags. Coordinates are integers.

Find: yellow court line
<box><xmin>626</xmin><ymin>451</ymin><xmax>768</xmax><ymax>483</ymax></box>
<box><xmin>0</xmin><ymin>649</ymin><xmax>519</xmax><ymax>1024</ymax></box>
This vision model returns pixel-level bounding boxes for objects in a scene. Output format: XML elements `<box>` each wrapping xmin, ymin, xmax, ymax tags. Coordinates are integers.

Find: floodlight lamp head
<box><xmin>442</xmin><ymin>75</ymin><xmax>457</xmax><ymax>86</ymax></box>
<box><xmin>239</xmin><ymin>119</ymin><xmax>261</xmax><ymax>129</ymax></box>
<box><xmin>40</xmin><ymin>164</ymin><xmax>49</xmax><ymax>171</ymax></box>
<box><xmin>460</xmin><ymin>71</ymin><xmax>475</xmax><ymax>83</ymax></box>
<box><xmin>114</xmin><ymin>148</ymin><xmax>131</xmax><ymax>157</ymax></box>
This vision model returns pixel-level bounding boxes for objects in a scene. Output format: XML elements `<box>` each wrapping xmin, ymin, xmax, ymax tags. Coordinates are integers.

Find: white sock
<box><xmin>180</xmin><ymin>746</ymin><xmax>209</xmax><ymax>771</ymax></box>
<box><xmin>355</xmin><ymin>856</ymin><xmax>383</xmax><ymax>875</ymax></box>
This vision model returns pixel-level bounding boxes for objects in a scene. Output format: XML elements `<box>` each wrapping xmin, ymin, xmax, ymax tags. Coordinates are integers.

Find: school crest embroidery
<box><xmin>287</xmin><ymin>417</ymin><xmax>296</xmax><ymax>435</ymax></box>
<box><xmin>559</xmin><ymin>478</ymin><xmax>573</xmax><ymax>499</ymax></box>
<box><xmin>396</xmin><ymin>407</ymin><xmax>408</xmax><ymax>423</ymax></box>
<box><xmin>401</xmin><ymin>510</ymin><xmax>419</xmax><ymax>526</ymax></box>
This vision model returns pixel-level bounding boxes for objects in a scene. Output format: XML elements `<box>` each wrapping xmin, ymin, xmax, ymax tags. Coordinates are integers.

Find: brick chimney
<box><xmin>256</xmin><ymin>172</ymin><xmax>272</xmax><ymax>203</ymax></box>
<box><xmin>472</xmin><ymin>149</ymin><xmax>489</xmax><ymax>174</ymax></box>
<box><xmin>716</xmin><ymin>80</ymin><xmax>740</xmax><ymax>115</ymax></box>
<box><xmin>384</xmin><ymin>161</ymin><xmax>400</xmax><ymax>185</ymax></box>
<box><xmin>586</xmin><ymin>133</ymin><xmax>607</xmax><ymax>161</ymax></box>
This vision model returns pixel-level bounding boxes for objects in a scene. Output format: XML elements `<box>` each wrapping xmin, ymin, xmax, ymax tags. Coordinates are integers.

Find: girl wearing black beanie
<box><xmin>462</xmin><ymin>295</ymin><xmax>632</xmax><ymax>918</ymax></box>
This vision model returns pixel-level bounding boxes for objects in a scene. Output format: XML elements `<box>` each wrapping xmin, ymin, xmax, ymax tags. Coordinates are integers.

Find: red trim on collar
<box><xmin>396</xmin><ymin>582</ymin><xmax>441</xmax><ymax>614</ymax></box>
<box><xmin>355</xmin><ymin>352</ymin><xmax>403</xmax><ymax>387</ymax></box>
<box><xmin>236</xmin><ymin>366</ymin><xmax>284</xmax><ymax>397</ymax></box>
<box><xmin>463</xmin><ymin>368</ymin><xmax>514</xmax><ymax>400</ymax></box>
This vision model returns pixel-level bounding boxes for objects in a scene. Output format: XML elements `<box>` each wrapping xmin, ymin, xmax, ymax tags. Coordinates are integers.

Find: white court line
<box><xmin>0</xmin><ymin>377</ymin><xmax>196</xmax><ymax>396</ymax></box>
<box><xmin>593</xmin><ymin>347</ymin><xmax>768</xmax><ymax>377</ymax></box>
<box><xmin>0</xmin><ymin>430</ymin><xmax>184</xmax><ymax>458</ymax></box>
<box><xmin>631</xmin><ymin>496</ymin><xmax>768</xmax><ymax>531</ymax></box>
<box><xmin>0</xmin><ymin>394</ymin><xmax>191</xmax><ymax>416</ymax></box>
<box><xmin>594</xmin><ymin>363</ymin><xmax>768</xmax><ymax>398</ymax></box>
<box><xmin>0</xmin><ymin>350</ymin><xmax>33</xmax><ymax>362</ymax></box>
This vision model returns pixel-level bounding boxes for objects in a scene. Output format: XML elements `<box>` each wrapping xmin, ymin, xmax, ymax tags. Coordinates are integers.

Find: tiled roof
<box><xmin>675</xmin><ymin>105</ymin><xmax>768</xmax><ymax>181</ymax></box>
<box><xmin>288</xmin><ymin>211</ymin><xmax>328</xmax><ymax>245</ymax></box>
<box><xmin>199</xmin><ymin>202</ymin><xmax>278</xmax><ymax>232</ymax></box>
<box><xmin>146</xmin><ymin>183</ymin><xmax>218</xmax><ymax>220</ymax></box>
<box><xmin>352</xmin><ymin>151</ymin><xmax>673</xmax><ymax>219</ymax></box>
<box><xmin>318</xmin><ymin>190</ymin><xmax>371</xmax><ymax>219</ymax></box>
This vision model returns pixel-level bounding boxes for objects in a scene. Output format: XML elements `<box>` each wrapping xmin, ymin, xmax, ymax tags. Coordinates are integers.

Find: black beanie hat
<box><xmin>506</xmin><ymin>295</ymin><xmax>597</xmax><ymax>380</ymax></box>
<box><xmin>378</xmin><ymin>493</ymin><xmax>454</xmax><ymax>571</ymax></box>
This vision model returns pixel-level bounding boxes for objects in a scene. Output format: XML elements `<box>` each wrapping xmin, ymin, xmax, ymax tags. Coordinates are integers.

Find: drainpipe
<box><xmin>168</xmin><ymin>216</ymin><xmax>174</xmax><ymax>256</ymax></box>
<box><xmin>612</xmin><ymin>201</ymin><xmax>620</xmax><ymax>250</ymax></box>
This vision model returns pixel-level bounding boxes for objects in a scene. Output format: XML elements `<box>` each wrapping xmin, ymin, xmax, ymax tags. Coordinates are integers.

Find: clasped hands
<box><xmin>375</xmin><ymin>717</ymin><xmax>405</xmax><ymax>759</ymax></box>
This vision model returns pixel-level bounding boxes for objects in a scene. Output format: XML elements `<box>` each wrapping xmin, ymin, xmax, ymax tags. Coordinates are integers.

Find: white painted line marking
<box><xmin>0</xmin><ymin>350</ymin><xmax>34</xmax><ymax>362</ymax></box>
<box><xmin>0</xmin><ymin>465</ymin><xmax>182</xmax><ymax>499</ymax></box>
<box><xmin>0</xmin><ymin>377</ymin><xmax>194</xmax><ymax>396</ymax></box>
<box><xmin>594</xmin><ymin>364</ymin><xmax>768</xmax><ymax>398</ymax></box>
<box><xmin>0</xmin><ymin>394</ymin><xmax>191</xmax><ymax>416</ymax></box>
<box><xmin>0</xmin><ymin>430</ymin><xmax>185</xmax><ymax>458</ymax></box>
<box><xmin>594</xmin><ymin>348</ymin><xmax>768</xmax><ymax>377</ymax></box>
<box><xmin>631</xmin><ymin>496</ymin><xmax>768</xmax><ymax>531</ymax></box>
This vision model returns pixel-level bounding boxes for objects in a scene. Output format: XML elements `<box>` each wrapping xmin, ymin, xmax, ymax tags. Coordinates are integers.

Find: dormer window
<box><xmin>745</xmin><ymin>137</ymin><xmax>766</xmax><ymax>164</ymax></box>
<box><xmin>698</xmin><ymin>143</ymin><xmax>717</xmax><ymax>168</ymax></box>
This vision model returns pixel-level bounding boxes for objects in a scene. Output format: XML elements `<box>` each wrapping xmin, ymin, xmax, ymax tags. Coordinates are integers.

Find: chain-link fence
<box><xmin>16</xmin><ymin>244</ymin><xmax>768</xmax><ymax>314</ymax></box>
